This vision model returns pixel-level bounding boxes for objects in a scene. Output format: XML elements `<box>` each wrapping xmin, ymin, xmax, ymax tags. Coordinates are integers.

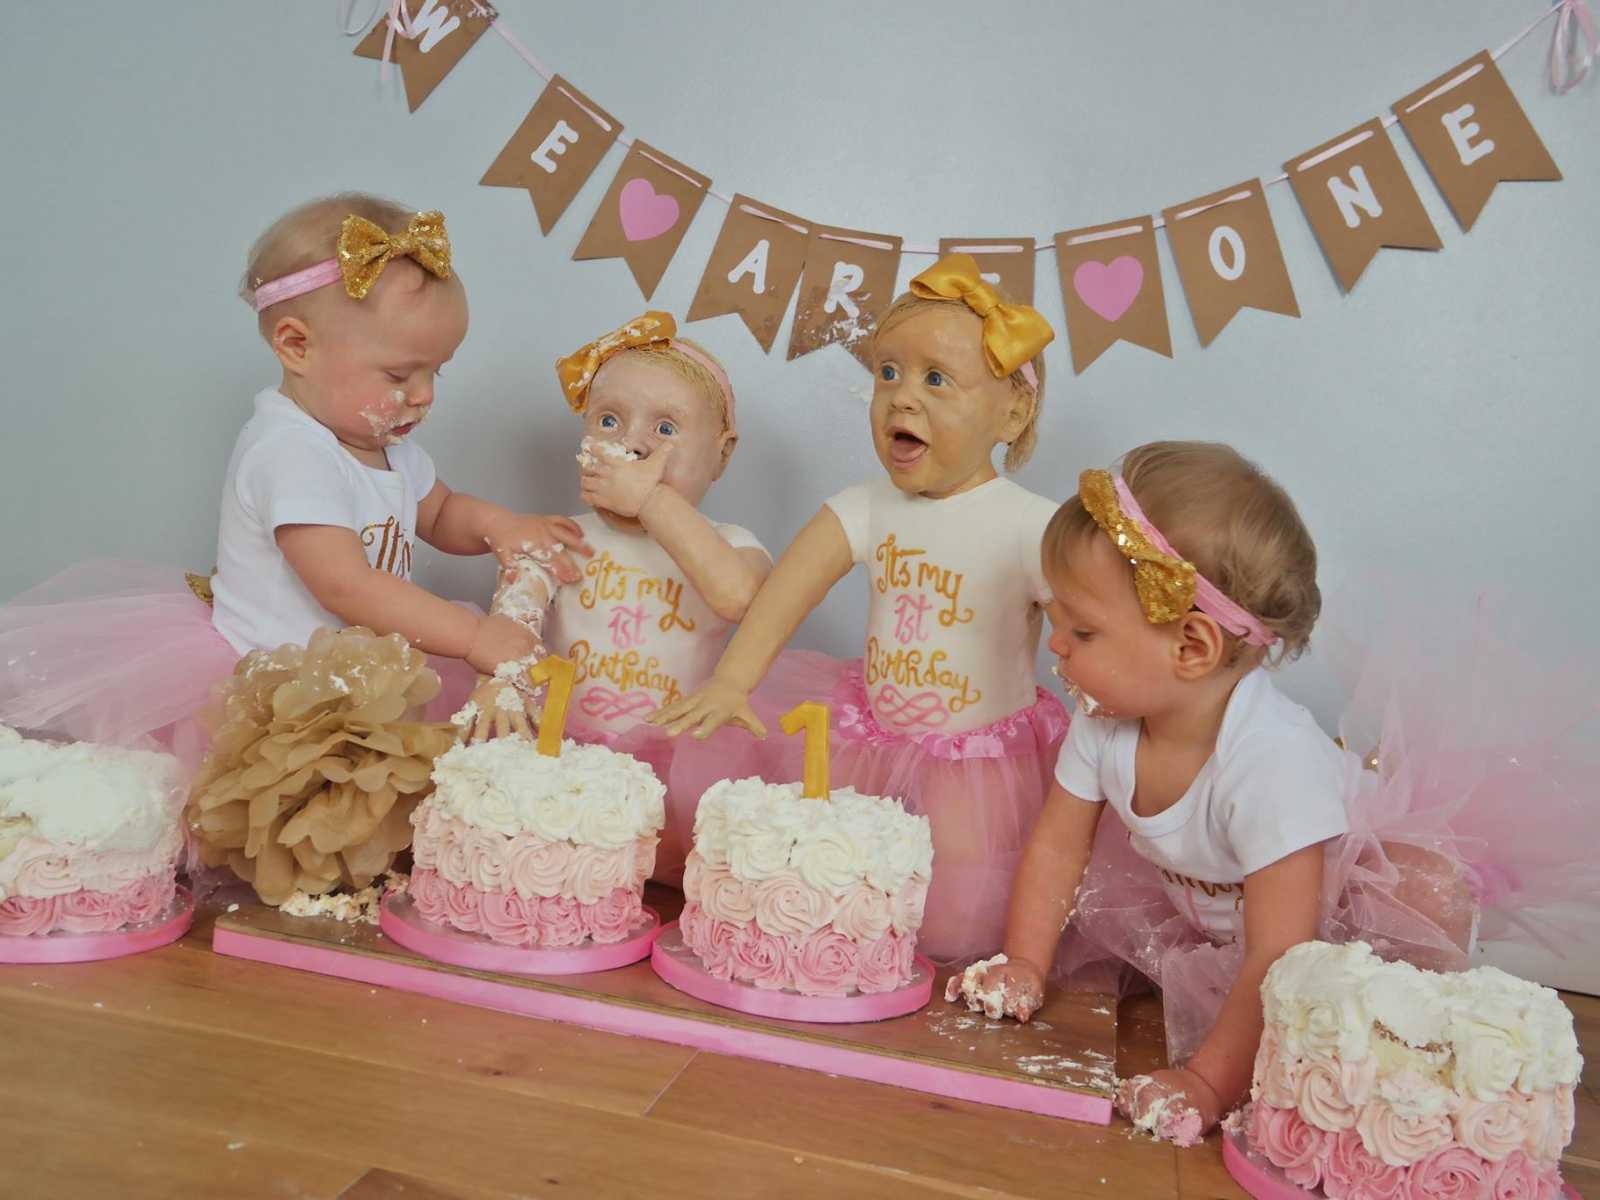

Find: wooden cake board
<box><xmin>212</xmin><ymin>886</ymin><xmax>1116</xmax><ymax>1125</ymax></box>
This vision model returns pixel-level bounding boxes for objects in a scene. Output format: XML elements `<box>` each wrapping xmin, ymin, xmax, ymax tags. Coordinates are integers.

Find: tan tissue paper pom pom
<box><xmin>186</xmin><ymin>627</ymin><xmax>455</xmax><ymax>904</ymax></box>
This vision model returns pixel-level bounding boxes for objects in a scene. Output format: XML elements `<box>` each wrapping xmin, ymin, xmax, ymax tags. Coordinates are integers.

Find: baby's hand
<box><xmin>486</xmin><ymin>514</ymin><xmax>592</xmax><ymax>584</ymax></box>
<box><xmin>1115</xmin><ymin>1068</ymin><xmax>1220</xmax><ymax>1148</ymax></box>
<box><xmin>465</xmin><ymin>614</ymin><xmax>540</xmax><ymax>676</ymax></box>
<box><xmin>453</xmin><ymin>674</ymin><xmax>539</xmax><ymax>744</ymax></box>
<box><xmin>943</xmin><ymin>954</ymin><xmax>1045</xmax><ymax>1022</ymax></box>
<box><xmin>648</xmin><ymin>676</ymin><xmax>766</xmax><ymax>740</ymax></box>
<box><xmin>580</xmin><ymin>444</ymin><xmax>671</xmax><ymax>520</ymax></box>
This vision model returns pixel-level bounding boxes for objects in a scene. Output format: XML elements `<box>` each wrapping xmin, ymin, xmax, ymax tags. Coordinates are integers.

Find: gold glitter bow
<box><xmin>1079</xmin><ymin>469</ymin><xmax>1197</xmax><ymax>625</ymax></box>
<box><xmin>336</xmin><ymin>210</ymin><xmax>452</xmax><ymax>301</ymax></box>
<box><xmin>908</xmin><ymin>253</ymin><xmax>1055</xmax><ymax>378</ymax></box>
<box><xmin>555</xmin><ymin>311</ymin><xmax>677</xmax><ymax>413</ymax></box>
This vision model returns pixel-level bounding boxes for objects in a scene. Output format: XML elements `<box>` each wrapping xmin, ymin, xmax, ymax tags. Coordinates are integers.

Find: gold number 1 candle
<box><xmin>780</xmin><ymin>701</ymin><xmax>831</xmax><ymax>799</ymax></box>
<box><xmin>525</xmin><ymin>656</ymin><xmax>576</xmax><ymax>757</ymax></box>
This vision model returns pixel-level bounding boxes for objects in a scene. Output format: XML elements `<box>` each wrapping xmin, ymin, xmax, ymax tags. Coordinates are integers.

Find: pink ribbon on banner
<box><xmin>378</xmin><ymin>0</ymin><xmax>418</xmax><ymax>81</ymax></box>
<box><xmin>1551</xmin><ymin>0</ymin><xmax>1598</xmax><ymax>92</ymax></box>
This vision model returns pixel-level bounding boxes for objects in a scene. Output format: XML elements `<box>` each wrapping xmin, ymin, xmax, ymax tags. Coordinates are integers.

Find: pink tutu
<box><xmin>761</xmin><ymin>650</ymin><xmax>1069</xmax><ymax>965</ymax></box>
<box><xmin>1054</xmin><ymin>593</ymin><xmax>1600</xmax><ymax>1065</ymax></box>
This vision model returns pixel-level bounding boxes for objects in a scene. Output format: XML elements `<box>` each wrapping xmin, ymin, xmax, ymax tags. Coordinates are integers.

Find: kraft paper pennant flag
<box><xmin>937</xmin><ymin>237</ymin><xmax>1037</xmax><ymax>306</ymax></box>
<box><xmin>480</xmin><ymin>75</ymin><xmax>621</xmax><ymax>234</ymax></box>
<box><xmin>788</xmin><ymin>224</ymin><xmax>902</xmax><ymax>363</ymax></box>
<box><xmin>1054</xmin><ymin>217</ymin><xmax>1172</xmax><ymax>374</ymax></box>
<box><xmin>1393</xmin><ymin>51</ymin><xmax>1561</xmax><ymax>232</ymax></box>
<box><xmin>573</xmin><ymin>142</ymin><xmax>710</xmax><ymax>301</ymax></box>
<box><xmin>687</xmin><ymin>195</ymin><xmax>811</xmax><ymax>353</ymax></box>
<box><xmin>1162</xmin><ymin>180</ymin><xmax>1300</xmax><ymax>347</ymax></box>
<box><xmin>353</xmin><ymin>0</ymin><xmax>496</xmax><ymax>112</ymax></box>
<box><xmin>1285</xmin><ymin>119</ymin><xmax>1442</xmax><ymax>292</ymax></box>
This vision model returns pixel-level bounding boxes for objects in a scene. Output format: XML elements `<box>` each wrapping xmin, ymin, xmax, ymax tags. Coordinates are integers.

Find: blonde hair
<box><xmin>1042</xmin><ymin>441</ymin><xmax>1321</xmax><ymax>663</ymax></box>
<box><xmin>240</xmin><ymin>192</ymin><xmax>427</xmax><ymax>333</ymax></box>
<box><xmin>869</xmin><ymin>292</ymin><xmax>1047</xmax><ymax>471</ymax></box>
<box><xmin>605</xmin><ymin>337</ymin><xmax>733</xmax><ymax>434</ymax></box>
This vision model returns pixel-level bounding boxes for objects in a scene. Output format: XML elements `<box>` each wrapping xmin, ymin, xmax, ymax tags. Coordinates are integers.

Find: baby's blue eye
<box><xmin>879</xmin><ymin>364</ymin><xmax>898</xmax><ymax>381</ymax></box>
<box><xmin>598</xmin><ymin>414</ymin><xmax>619</xmax><ymax>430</ymax></box>
<box><xmin>656</xmin><ymin>420</ymin><xmax>677</xmax><ymax>437</ymax></box>
<box><xmin>925</xmin><ymin>369</ymin><xmax>945</xmax><ymax>387</ymax></box>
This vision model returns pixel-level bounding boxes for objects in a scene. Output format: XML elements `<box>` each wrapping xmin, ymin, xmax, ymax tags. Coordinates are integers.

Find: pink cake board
<box><xmin>650</xmin><ymin>921</ymin><xmax>932</xmax><ymax>1023</ymax></box>
<box><xmin>1221</xmin><ymin>1127</ymin><xmax>1581</xmax><ymax>1200</ymax></box>
<box><xmin>379</xmin><ymin>893</ymin><xmax>659</xmax><ymax>975</ymax></box>
<box><xmin>0</xmin><ymin>886</ymin><xmax>194</xmax><ymax>964</ymax></box>
<box><xmin>212</xmin><ymin>899</ymin><xmax>1115</xmax><ymax>1125</ymax></box>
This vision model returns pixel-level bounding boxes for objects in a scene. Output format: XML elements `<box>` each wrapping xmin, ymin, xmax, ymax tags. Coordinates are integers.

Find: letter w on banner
<box><xmin>1285</xmin><ymin>119</ymin><xmax>1441</xmax><ymax>292</ymax></box>
<box><xmin>353</xmin><ymin>1</ymin><xmax>497</xmax><ymax>112</ymax></box>
<box><xmin>481</xmin><ymin>75</ymin><xmax>622</xmax><ymax>234</ymax></box>
<box><xmin>687</xmin><ymin>196</ymin><xmax>811</xmax><ymax>353</ymax></box>
<box><xmin>1392</xmin><ymin>51</ymin><xmax>1560</xmax><ymax>233</ymax></box>
<box><xmin>1162</xmin><ymin>180</ymin><xmax>1299</xmax><ymax>348</ymax></box>
<box><xmin>1054</xmin><ymin>217</ymin><xmax>1173</xmax><ymax>374</ymax></box>
<box><xmin>788</xmin><ymin>225</ymin><xmax>903</xmax><ymax>364</ymax></box>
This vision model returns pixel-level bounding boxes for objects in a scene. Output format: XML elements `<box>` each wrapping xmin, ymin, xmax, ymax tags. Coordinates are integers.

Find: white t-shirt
<box><xmin>1054</xmin><ymin>669</ymin><xmax>1350</xmax><ymax>943</ymax></box>
<box><xmin>545</xmin><ymin>512</ymin><xmax>768</xmax><ymax>737</ymax></box>
<box><xmin>211</xmin><ymin>389</ymin><xmax>436</xmax><ymax>655</ymax></box>
<box><xmin>825</xmin><ymin>476</ymin><xmax>1058</xmax><ymax>735</ymax></box>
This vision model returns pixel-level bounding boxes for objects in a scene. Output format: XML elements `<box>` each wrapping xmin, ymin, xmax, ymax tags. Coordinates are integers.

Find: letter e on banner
<box><xmin>481</xmin><ymin>76</ymin><xmax>622</xmax><ymax>235</ymax></box>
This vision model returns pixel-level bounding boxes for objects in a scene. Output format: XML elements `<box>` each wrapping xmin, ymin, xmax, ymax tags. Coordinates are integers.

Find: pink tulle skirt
<box><xmin>1054</xmin><ymin>596</ymin><xmax>1600</xmax><ymax>1065</ymax></box>
<box><xmin>761</xmin><ymin>651</ymin><xmax>1070</xmax><ymax>965</ymax></box>
<box><xmin>0</xmin><ymin>561</ymin><xmax>478</xmax><ymax>769</ymax></box>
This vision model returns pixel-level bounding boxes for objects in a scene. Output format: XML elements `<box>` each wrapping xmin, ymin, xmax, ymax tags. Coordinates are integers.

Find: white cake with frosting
<box><xmin>678</xmin><ymin>777</ymin><xmax>932</xmax><ymax>996</ymax></box>
<box><xmin>1244</xmin><ymin>940</ymin><xmax>1580</xmax><ymax>1196</ymax></box>
<box><xmin>0</xmin><ymin>725</ymin><xmax>184</xmax><ymax>935</ymax></box>
<box><xmin>407</xmin><ymin>736</ymin><xmax>664</xmax><ymax>947</ymax></box>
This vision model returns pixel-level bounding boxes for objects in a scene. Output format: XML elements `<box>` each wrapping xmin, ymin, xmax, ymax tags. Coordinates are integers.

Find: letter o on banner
<box><xmin>1207</xmin><ymin>225</ymin><xmax>1246</xmax><ymax>282</ymax></box>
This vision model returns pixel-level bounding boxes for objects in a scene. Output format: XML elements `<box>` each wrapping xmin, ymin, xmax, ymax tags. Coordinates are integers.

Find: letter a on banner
<box><xmin>687</xmin><ymin>195</ymin><xmax>811</xmax><ymax>353</ymax></box>
<box><xmin>353</xmin><ymin>1</ymin><xmax>497</xmax><ymax>112</ymax></box>
<box><xmin>481</xmin><ymin>76</ymin><xmax>622</xmax><ymax>234</ymax></box>
<box><xmin>1392</xmin><ymin>51</ymin><xmax>1560</xmax><ymax>232</ymax></box>
<box><xmin>1162</xmin><ymin>179</ymin><xmax>1299</xmax><ymax>347</ymax></box>
<box><xmin>788</xmin><ymin>224</ymin><xmax>903</xmax><ymax>363</ymax></box>
<box><xmin>1054</xmin><ymin>217</ymin><xmax>1172</xmax><ymax>374</ymax></box>
<box><xmin>572</xmin><ymin>142</ymin><xmax>710</xmax><ymax>300</ymax></box>
<box><xmin>1285</xmin><ymin>119</ymin><xmax>1441</xmax><ymax>292</ymax></box>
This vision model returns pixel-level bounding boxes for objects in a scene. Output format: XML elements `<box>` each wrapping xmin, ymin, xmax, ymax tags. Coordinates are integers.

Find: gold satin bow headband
<box><xmin>251</xmin><ymin>210</ymin><xmax>453</xmax><ymax>312</ymax></box>
<box><xmin>555</xmin><ymin>311</ymin><xmax>678</xmax><ymax>414</ymax></box>
<box><xmin>908</xmin><ymin>253</ymin><xmax>1054</xmax><ymax>384</ymax></box>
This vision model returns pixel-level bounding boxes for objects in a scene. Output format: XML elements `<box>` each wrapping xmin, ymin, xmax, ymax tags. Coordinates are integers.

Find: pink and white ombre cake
<box><xmin>407</xmin><ymin>736</ymin><xmax>664</xmax><ymax>948</ymax></box>
<box><xmin>1242</xmin><ymin>940</ymin><xmax>1581</xmax><ymax>1198</ymax></box>
<box><xmin>678</xmin><ymin>777</ymin><xmax>933</xmax><ymax>997</ymax></box>
<box><xmin>0</xmin><ymin>725</ymin><xmax>184</xmax><ymax>936</ymax></box>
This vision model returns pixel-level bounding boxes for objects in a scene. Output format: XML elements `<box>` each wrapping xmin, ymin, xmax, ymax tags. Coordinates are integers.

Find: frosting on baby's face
<box><xmin>869</xmin><ymin>305</ymin><xmax>1030</xmax><ymax>500</ymax></box>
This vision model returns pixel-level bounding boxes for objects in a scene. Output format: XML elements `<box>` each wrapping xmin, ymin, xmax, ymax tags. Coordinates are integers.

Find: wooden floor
<box><xmin>3</xmin><ymin>900</ymin><xmax>1597</xmax><ymax>1200</ymax></box>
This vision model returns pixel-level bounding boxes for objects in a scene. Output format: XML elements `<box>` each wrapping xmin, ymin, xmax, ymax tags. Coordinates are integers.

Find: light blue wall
<box><xmin>2</xmin><ymin>2</ymin><xmax>1595</xmax><ymax>731</ymax></box>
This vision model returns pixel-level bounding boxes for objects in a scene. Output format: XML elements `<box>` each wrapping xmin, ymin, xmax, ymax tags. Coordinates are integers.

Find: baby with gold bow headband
<box><xmin>652</xmin><ymin>253</ymin><xmax>1069</xmax><ymax>963</ymax></box>
<box><xmin>226</xmin><ymin>192</ymin><xmax>593</xmax><ymax>739</ymax></box>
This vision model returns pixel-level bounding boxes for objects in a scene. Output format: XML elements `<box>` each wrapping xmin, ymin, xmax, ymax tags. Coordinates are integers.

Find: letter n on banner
<box><xmin>937</xmin><ymin>237</ymin><xmax>1037</xmax><ymax>306</ymax></box>
<box><xmin>353</xmin><ymin>1</ymin><xmax>497</xmax><ymax>112</ymax></box>
<box><xmin>687</xmin><ymin>196</ymin><xmax>811</xmax><ymax>353</ymax></box>
<box><xmin>1285</xmin><ymin>120</ymin><xmax>1441</xmax><ymax>292</ymax></box>
<box><xmin>1393</xmin><ymin>51</ymin><xmax>1560</xmax><ymax>232</ymax></box>
<box><xmin>1161</xmin><ymin>180</ymin><xmax>1299</xmax><ymax>348</ymax></box>
<box><xmin>572</xmin><ymin>142</ymin><xmax>710</xmax><ymax>301</ymax></box>
<box><xmin>480</xmin><ymin>76</ymin><xmax>621</xmax><ymax>234</ymax></box>
<box><xmin>788</xmin><ymin>225</ymin><xmax>902</xmax><ymax>364</ymax></box>
<box><xmin>1054</xmin><ymin>218</ymin><xmax>1172</xmax><ymax>374</ymax></box>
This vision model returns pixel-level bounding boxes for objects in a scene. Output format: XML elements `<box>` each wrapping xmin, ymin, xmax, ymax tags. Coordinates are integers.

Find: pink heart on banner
<box><xmin>1072</xmin><ymin>256</ymin><xmax>1144</xmax><ymax>323</ymax></box>
<box><xmin>618</xmin><ymin>177</ymin><xmax>680</xmax><ymax>242</ymax></box>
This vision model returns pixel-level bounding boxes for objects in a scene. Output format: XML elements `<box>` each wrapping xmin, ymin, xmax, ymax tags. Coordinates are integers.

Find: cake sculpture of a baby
<box><xmin>407</xmin><ymin>734</ymin><xmax>665</xmax><ymax>947</ymax></box>
<box><xmin>0</xmin><ymin>725</ymin><xmax>185</xmax><ymax>935</ymax></box>
<box><xmin>678</xmin><ymin>775</ymin><xmax>933</xmax><ymax>996</ymax></box>
<box><xmin>1242</xmin><ymin>940</ymin><xmax>1581</xmax><ymax>1197</ymax></box>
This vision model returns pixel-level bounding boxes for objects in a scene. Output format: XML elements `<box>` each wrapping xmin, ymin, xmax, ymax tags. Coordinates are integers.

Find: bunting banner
<box><xmin>346</xmin><ymin>2</ymin><xmax>1588</xmax><ymax>376</ymax></box>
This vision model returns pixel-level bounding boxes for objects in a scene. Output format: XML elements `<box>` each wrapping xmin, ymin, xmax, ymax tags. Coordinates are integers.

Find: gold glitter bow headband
<box><xmin>908</xmin><ymin>253</ymin><xmax>1054</xmax><ymax>382</ymax></box>
<box><xmin>555</xmin><ymin>311</ymin><xmax>677</xmax><ymax>413</ymax></box>
<box><xmin>336</xmin><ymin>210</ymin><xmax>452</xmax><ymax>301</ymax></box>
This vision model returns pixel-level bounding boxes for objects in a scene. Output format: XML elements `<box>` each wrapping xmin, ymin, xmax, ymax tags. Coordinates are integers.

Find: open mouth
<box><xmin>887</xmin><ymin>429</ymin><xmax>928</xmax><ymax>469</ymax></box>
<box><xmin>388</xmin><ymin>421</ymin><xmax>418</xmax><ymax>438</ymax></box>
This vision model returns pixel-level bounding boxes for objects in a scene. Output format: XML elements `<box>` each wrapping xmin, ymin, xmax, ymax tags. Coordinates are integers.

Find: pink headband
<box><xmin>1114</xmin><ymin>475</ymin><xmax>1280</xmax><ymax>647</ymax></box>
<box><xmin>1018</xmin><ymin>362</ymin><xmax>1039</xmax><ymax>391</ymax></box>
<box><xmin>668</xmin><ymin>340</ymin><xmax>737</xmax><ymax>436</ymax></box>
<box><xmin>253</xmin><ymin>258</ymin><xmax>342</xmax><ymax>313</ymax></box>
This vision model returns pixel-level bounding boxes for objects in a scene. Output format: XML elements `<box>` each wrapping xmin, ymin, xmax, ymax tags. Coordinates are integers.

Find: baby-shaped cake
<box><xmin>0</xmin><ymin>725</ymin><xmax>184</xmax><ymax>935</ymax></box>
<box><xmin>1243</xmin><ymin>940</ymin><xmax>1581</xmax><ymax>1197</ymax></box>
<box><xmin>408</xmin><ymin>735</ymin><xmax>664</xmax><ymax>947</ymax></box>
<box><xmin>678</xmin><ymin>776</ymin><xmax>933</xmax><ymax>996</ymax></box>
